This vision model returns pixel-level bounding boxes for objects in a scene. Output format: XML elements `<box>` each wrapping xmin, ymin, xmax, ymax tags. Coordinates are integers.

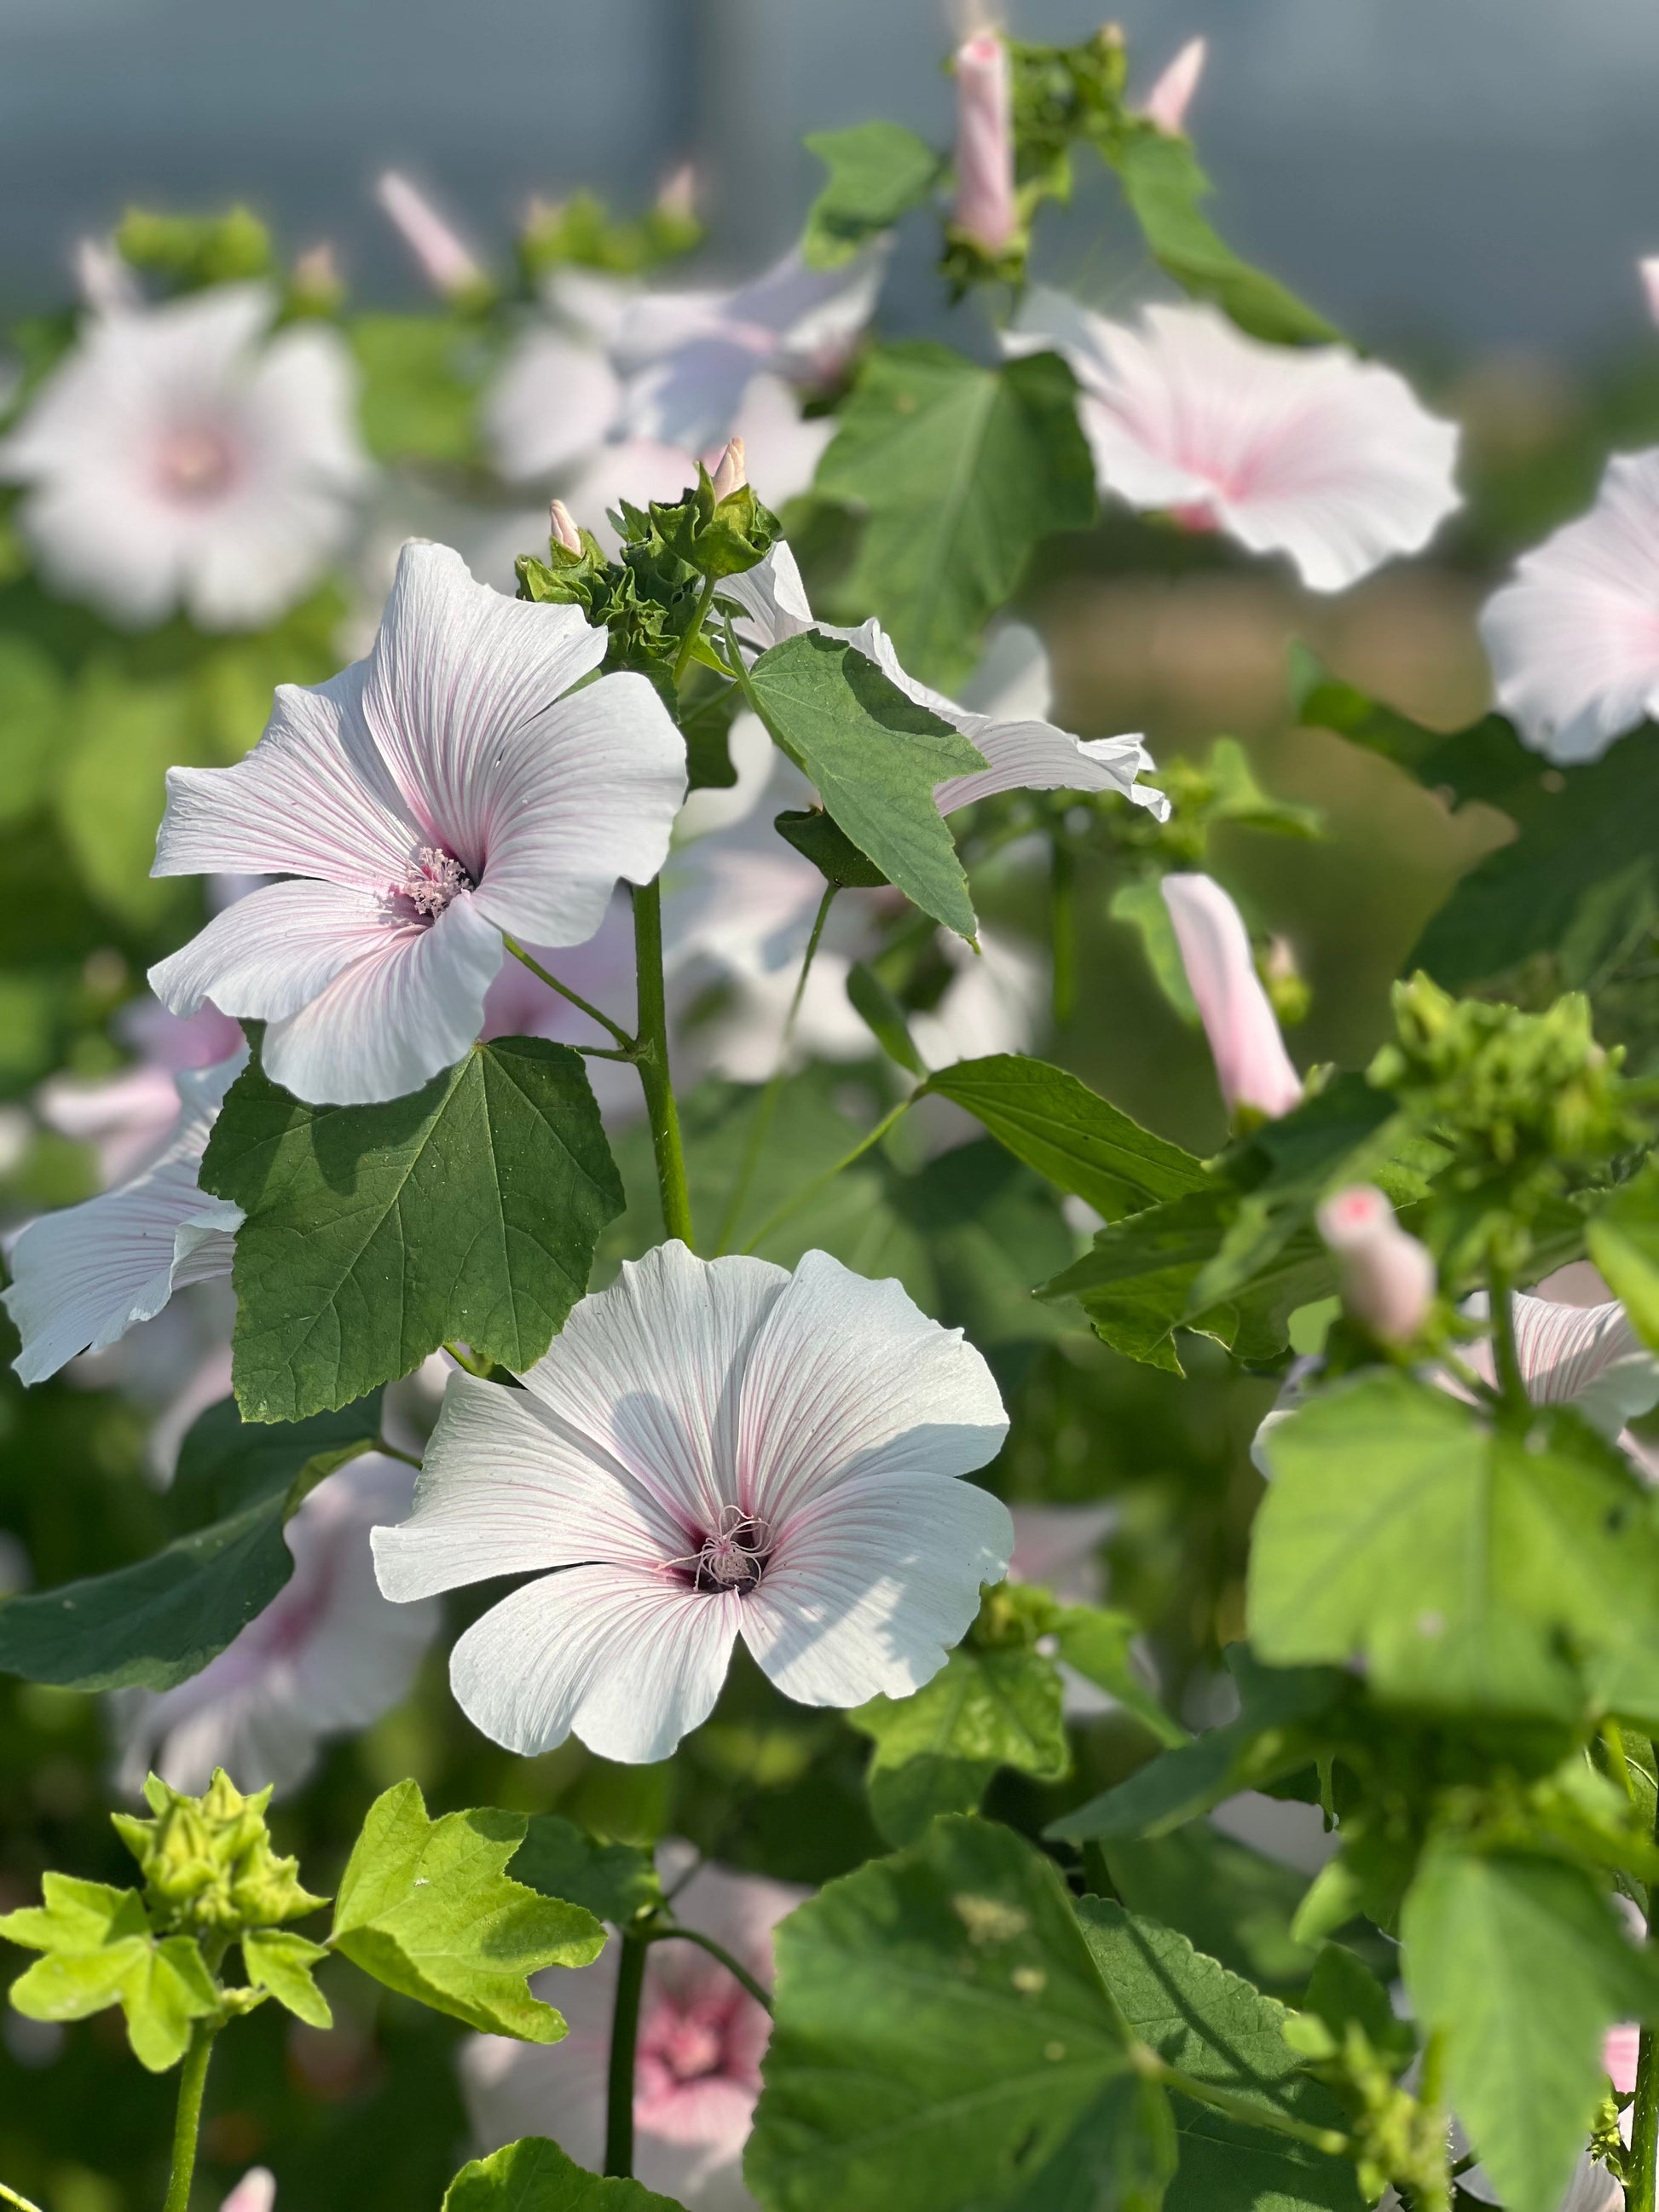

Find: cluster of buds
<box><xmin>113</xmin><ymin>1769</ymin><xmax>326</xmax><ymax>1940</ymax></box>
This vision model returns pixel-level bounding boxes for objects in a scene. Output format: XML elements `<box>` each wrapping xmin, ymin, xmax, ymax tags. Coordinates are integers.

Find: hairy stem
<box><xmin>1142</xmin><ymin>2053</ymin><xmax>1350</xmax><ymax>2158</ymax></box>
<box><xmin>714</xmin><ymin>883</ymin><xmax>838</xmax><ymax>1255</ymax></box>
<box><xmin>740</xmin><ymin>1098</ymin><xmax>910</xmax><ymax>1256</ymax></box>
<box><xmin>632</xmin><ymin>879</ymin><xmax>695</xmax><ymax>1249</ymax></box>
<box><xmin>673</xmin><ymin>574</ymin><xmax>720</xmax><ymax>689</ymax></box>
<box><xmin>163</xmin><ymin>2021</ymin><xmax>219</xmax><ymax>2212</ymax></box>
<box><xmin>1631</xmin><ymin>1748</ymin><xmax>1659</xmax><ymax>2212</ymax></box>
<box><xmin>604</xmin><ymin>1927</ymin><xmax>650</xmax><ymax>2180</ymax></box>
<box><xmin>647</xmin><ymin>1924</ymin><xmax>773</xmax><ymax>2013</ymax></box>
<box><xmin>504</xmin><ymin>936</ymin><xmax>634</xmax><ymax>1049</ymax></box>
<box><xmin>1050</xmin><ymin>832</ymin><xmax>1076</xmax><ymax>1028</ymax></box>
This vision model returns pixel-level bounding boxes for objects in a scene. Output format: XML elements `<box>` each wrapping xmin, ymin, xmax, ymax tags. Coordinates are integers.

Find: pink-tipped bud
<box><xmin>1139</xmin><ymin>38</ymin><xmax>1207</xmax><ymax>136</ymax></box>
<box><xmin>709</xmin><ymin>436</ymin><xmax>747</xmax><ymax>501</ymax></box>
<box><xmin>549</xmin><ymin>500</ymin><xmax>581</xmax><ymax>555</ymax></box>
<box><xmin>375</xmin><ymin>171</ymin><xmax>486</xmax><ymax>299</ymax></box>
<box><xmin>1640</xmin><ymin>257</ymin><xmax>1659</xmax><ymax>329</ymax></box>
<box><xmin>291</xmin><ymin>242</ymin><xmax>343</xmax><ymax>305</ymax></box>
<box><xmin>1605</xmin><ymin>2024</ymin><xmax>1641</xmax><ymax>2098</ymax></box>
<box><xmin>952</xmin><ymin>32</ymin><xmax>1019</xmax><ymax>257</ymax></box>
<box><xmin>656</xmin><ymin>165</ymin><xmax>697</xmax><ymax>222</ymax></box>
<box><xmin>73</xmin><ymin>237</ymin><xmax>140</xmax><ymax>315</ymax></box>
<box><xmin>1316</xmin><ymin>1185</ymin><xmax>1436</xmax><ymax>1345</ymax></box>
<box><xmin>1160</xmin><ymin>874</ymin><xmax>1304</xmax><ymax>1122</ymax></box>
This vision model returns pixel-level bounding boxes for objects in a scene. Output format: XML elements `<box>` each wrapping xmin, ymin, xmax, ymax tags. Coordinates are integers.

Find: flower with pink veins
<box><xmin>465</xmin><ymin>1852</ymin><xmax>804</xmax><ymax>2209</ymax></box>
<box><xmin>1160</xmin><ymin>874</ymin><xmax>1304</xmax><ymax>1121</ymax></box>
<box><xmin>4</xmin><ymin>1050</ymin><xmax>246</xmax><ymax>1386</ymax></box>
<box><xmin>1479</xmin><ymin>449</ymin><xmax>1659</xmax><ymax>762</ymax></box>
<box><xmin>373</xmin><ymin>1241</ymin><xmax>1011</xmax><ymax>1762</ymax></box>
<box><xmin>147</xmin><ymin>540</ymin><xmax>685</xmax><ymax>1106</ymax></box>
<box><xmin>951</xmin><ymin>32</ymin><xmax>1018</xmax><ymax>257</ymax></box>
<box><xmin>114</xmin><ymin>1454</ymin><xmax>440</xmax><ymax>1799</ymax></box>
<box><xmin>1010</xmin><ymin>295</ymin><xmax>1460</xmax><ymax>592</ymax></box>
<box><xmin>0</xmin><ymin>284</ymin><xmax>371</xmax><ymax>631</ymax></box>
<box><xmin>1459</xmin><ymin>1284</ymin><xmax>1659</xmax><ymax>1442</ymax></box>
<box><xmin>1137</xmin><ymin>38</ymin><xmax>1207</xmax><ymax>136</ymax></box>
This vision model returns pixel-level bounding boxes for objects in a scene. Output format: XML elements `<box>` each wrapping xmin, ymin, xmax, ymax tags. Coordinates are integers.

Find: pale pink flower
<box><xmin>4</xmin><ymin>1052</ymin><xmax>245</xmax><ymax>1385</ymax></box>
<box><xmin>464</xmin><ymin>1853</ymin><xmax>803</xmax><ymax>2208</ymax></box>
<box><xmin>147</xmin><ymin>540</ymin><xmax>685</xmax><ymax>1106</ymax></box>
<box><xmin>1008</xmin><ymin>1504</ymin><xmax>1117</xmax><ymax>1606</ymax></box>
<box><xmin>483</xmin><ymin>273</ymin><xmax>629</xmax><ymax>484</ymax></box>
<box><xmin>72</xmin><ymin>236</ymin><xmax>140</xmax><ymax>315</ymax></box>
<box><xmin>710</xmin><ymin>436</ymin><xmax>746</xmax><ymax>501</ymax></box>
<box><xmin>219</xmin><ymin>2174</ymin><xmax>276</xmax><ymax>2212</ymax></box>
<box><xmin>1315</xmin><ymin>1184</ymin><xmax>1436</xmax><ymax>1343</ymax></box>
<box><xmin>1641</xmin><ymin>259</ymin><xmax>1659</xmax><ymax>326</ymax></box>
<box><xmin>375</xmin><ymin>171</ymin><xmax>487</xmax><ymax>299</ymax></box>
<box><xmin>1160</xmin><ymin>874</ymin><xmax>1303</xmax><ymax>1120</ymax></box>
<box><xmin>373</xmin><ymin>1242</ymin><xmax>1011</xmax><ymax>1763</ymax></box>
<box><xmin>1138</xmin><ymin>38</ymin><xmax>1207</xmax><ymax>136</ymax></box>
<box><xmin>0</xmin><ymin>285</ymin><xmax>371</xmax><ymax>631</ymax></box>
<box><xmin>547</xmin><ymin>498</ymin><xmax>581</xmax><ymax>554</ymax></box>
<box><xmin>1479</xmin><ymin>449</ymin><xmax>1659</xmax><ymax>761</ymax></box>
<box><xmin>477</xmin><ymin>890</ymin><xmax>643</xmax><ymax>1123</ymax></box>
<box><xmin>952</xmin><ymin>32</ymin><xmax>1018</xmax><ymax>256</ymax></box>
<box><xmin>38</xmin><ymin>1000</ymin><xmax>244</xmax><ymax>1188</ymax></box>
<box><xmin>1012</xmin><ymin>296</ymin><xmax>1461</xmax><ymax>592</ymax></box>
<box><xmin>1459</xmin><ymin>1289</ymin><xmax>1659</xmax><ymax>1441</ymax></box>
<box><xmin>114</xmin><ymin>1455</ymin><xmax>439</xmax><ymax>1799</ymax></box>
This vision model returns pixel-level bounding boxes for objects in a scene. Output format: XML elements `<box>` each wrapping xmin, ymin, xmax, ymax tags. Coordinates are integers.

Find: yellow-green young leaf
<box><xmin>849</xmin><ymin>1646</ymin><xmax>1069</xmax><ymax>1845</ymax></box>
<box><xmin>1</xmin><ymin>1876</ymin><xmax>218</xmax><ymax>2073</ymax></box>
<box><xmin>330</xmin><ymin>1782</ymin><xmax>605</xmax><ymax>2041</ymax></box>
<box><xmin>443</xmin><ymin>2136</ymin><xmax>685</xmax><ymax>2211</ymax></box>
<box><xmin>241</xmin><ymin>1926</ymin><xmax>332</xmax><ymax>2030</ymax></box>
<box><xmin>1587</xmin><ymin>1158</ymin><xmax>1659</xmax><ymax>1352</ymax></box>
<box><xmin>118</xmin><ymin>1936</ymin><xmax>220</xmax><ymax>2072</ymax></box>
<box><xmin>1049</xmin><ymin>1607</ymin><xmax>1188</xmax><ymax>1748</ymax></box>
<box><xmin>0</xmin><ymin>633</ymin><xmax>67</xmax><ymax>823</ymax></box>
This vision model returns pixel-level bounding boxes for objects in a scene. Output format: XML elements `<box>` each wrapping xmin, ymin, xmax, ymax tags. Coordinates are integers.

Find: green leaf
<box><xmin>0</xmin><ymin>1395</ymin><xmax>381</xmax><ymax>1689</ymax></box>
<box><xmin>511</xmin><ymin>1816</ymin><xmax>662</xmax><ymax>1927</ymax></box>
<box><xmin>1081</xmin><ymin>1901</ymin><xmax>1362</xmax><ymax>2210</ymax></box>
<box><xmin>1049</xmin><ymin>1607</ymin><xmax>1188</xmax><ymax>1749</ymax></box>
<box><xmin>1587</xmin><ymin>1158</ymin><xmax>1659</xmax><ymax>1351</ymax></box>
<box><xmin>816</xmin><ymin>344</ymin><xmax>1096</xmax><ymax>690</ymax></box>
<box><xmin>1109</xmin><ymin>128</ymin><xmax>1340</xmax><ymax>348</ymax></box>
<box><xmin>1249</xmin><ymin>1373</ymin><xmax>1659</xmax><ymax>1719</ymax></box>
<box><xmin>746</xmin><ymin>1815</ymin><xmax>1174</xmax><ymax>2212</ymax></box>
<box><xmin>921</xmin><ymin>1055</ymin><xmax>1210</xmax><ymax>1223</ymax></box>
<box><xmin>350</xmin><ymin>313</ymin><xmax>487</xmax><ymax>465</ymax></box>
<box><xmin>330</xmin><ymin>1782</ymin><xmax>605</xmax><ymax>2040</ymax></box>
<box><xmin>56</xmin><ymin>668</ymin><xmax>206</xmax><ymax>927</ymax></box>
<box><xmin>115</xmin><ymin>1936</ymin><xmax>222</xmax><ymax>2072</ymax></box>
<box><xmin>802</xmin><ymin>122</ymin><xmax>941</xmax><ymax>268</ymax></box>
<box><xmin>241</xmin><ymin>1926</ymin><xmax>333</xmax><ymax>2030</ymax></box>
<box><xmin>0</xmin><ymin>1874</ymin><xmax>217</xmax><ymax>2072</ymax></box>
<box><xmin>0</xmin><ymin>633</ymin><xmax>66</xmax><ymax>824</ymax></box>
<box><xmin>1302</xmin><ymin>1943</ymin><xmax>1414</xmax><ymax>2074</ymax></box>
<box><xmin>775</xmin><ymin>808</ymin><xmax>891</xmax><ymax>890</ymax></box>
<box><xmin>745</xmin><ymin>631</ymin><xmax>984</xmax><ymax>939</ymax></box>
<box><xmin>845</xmin><ymin>960</ymin><xmax>924</xmax><ymax>1075</ymax></box>
<box><xmin>202</xmin><ymin>1037</ymin><xmax>624</xmax><ymax>1421</ymax></box>
<box><xmin>848</xmin><ymin>1647</ymin><xmax>1070</xmax><ymax>1845</ymax></box>
<box><xmin>1110</xmin><ymin>877</ymin><xmax>1198</xmax><ymax>1020</ymax></box>
<box><xmin>442</xmin><ymin>2136</ymin><xmax>685</xmax><ymax>2212</ymax></box>
<box><xmin>1402</xmin><ymin>1843</ymin><xmax>1659</xmax><ymax>2212</ymax></box>
<box><xmin>1101</xmin><ymin>1825</ymin><xmax>1321</xmax><ymax>1998</ymax></box>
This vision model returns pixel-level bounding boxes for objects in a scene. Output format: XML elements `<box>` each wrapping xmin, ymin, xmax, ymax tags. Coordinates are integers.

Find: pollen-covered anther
<box><xmin>399</xmin><ymin>846</ymin><xmax>474</xmax><ymax>918</ymax></box>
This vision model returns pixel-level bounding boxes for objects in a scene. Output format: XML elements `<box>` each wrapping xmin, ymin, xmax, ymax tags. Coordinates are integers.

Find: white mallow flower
<box><xmin>723</xmin><ymin>542</ymin><xmax>1168</xmax><ymax>820</ymax></box>
<box><xmin>3</xmin><ymin>1050</ymin><xmax>246</xmax><ymax>1386</ymax></box>
<box><xmin>114</xmin><ymin>1454</ymin><xmax>440</xmax><ymax>1799</ymax></box>
<box><xmin>1009</xmin><ymin>294</ymin><xmax>1460</xmax><ymax>592</ymax></box>
<box><xmin>147</xmin><ymin>540</ymin><xmax>686</xmax><ymax>1106</ymax></box>
<box><xmin>1479</xmin><ymin>449</ymin><xmax>1659</xmax><ymax>762</ymax></box>
<box><xmin>1456</xmin><ymin>1283</ymin><xmax>1659</xmax><ymax>1442</ymax></box>
<box><xmin>465</xmin><ymin>1849</ymin><xmax>804</xmax><ymax>2209</ymax></box>
<box><xmin>372</xmin><ymin>1242</ymin><xmax>1012</xmax><ymax>1764</ymax></box>
<box><xmin>0</xmin><ymin>284</ymin><xmax>371</xmax><ymax>632</ymax></box>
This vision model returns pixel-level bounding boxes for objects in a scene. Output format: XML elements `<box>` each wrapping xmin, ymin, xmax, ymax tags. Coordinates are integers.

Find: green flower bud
<box><xmin>115</xmin><ymin>1770</ymin><xmax>325</xmax><ymax>1938</ymax></box>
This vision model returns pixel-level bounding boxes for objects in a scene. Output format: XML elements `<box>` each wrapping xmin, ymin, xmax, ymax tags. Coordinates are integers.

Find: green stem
<box><xmin>505</xmin><ymin>936</ymin><xmax>634</xmax><ymax>1050</ymax></box>
<box><xmin>604</xmin><ymin>1927</ymin><xmax>650</xmax><ymax>2179</ymax></box>
<box><xmin>740</xmin><ymin>1098</ymin><xmax>911</xmax><ymax>1256</ymax></box>
<box><xmin>0</xmin><ymin>2183</ymin><xmax>47</xmax><ymax>2212</ymax></box>
<box><xmin>1631</xmin><ymin>1747</ymin><xmax>1659</xmax><ymax>2212</ymax></box>
<box><xmin>1487</xmin><ymin>1261</ymin><xmax>1529</xmax><ymax>1416</ymax></box>
<box><xmin>1050</xmin><ymin>833</ymin><xmax>1076</xmax><ymax>1029</ymax></box>
<box><xmin>1143</xmin><ymin>2053</ymin><xmax>1350</xmax><ymax>2158</ymax></box>
<box><xmin>375</xmin><ymin>1437</ymin><xmax>422</xmax><ymax>1470</ymax></box>
<box><xmin>1413</xmin><ymin>2028</ymin><xmax>1453</xmax><ymax>2212</ymax></box>
<box><xmin>632</xmin><ymin>879</ymin><xmax>695</xmax><ymax>1249</ymax></box>
<box><xmin>647</xmin><ymin>1924</ymin><xmax>773</xmax><ymax>2014</ymax></box>
<box><xmin>714</xmin><ymin>884</ymin><xmax>838</xmax><ymax>1256</ymax></box>
<box><xmin>163</xmin><ymin>2021</ymin><xmax>219</xmax><ymax>2212</ymax></box>
<box><xmin>673</xmin><ymin>575</ymin><xmax>720</xmax><ymax>690</ymax></box>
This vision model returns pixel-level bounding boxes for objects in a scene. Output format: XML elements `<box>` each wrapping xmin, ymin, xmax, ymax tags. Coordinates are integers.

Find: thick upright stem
<box><xmin>163</xmin><ymin>2021</ymin><xmax>218</xmax><ymax>2212</ymax></box>
<box><xmin>1050</xmin><ymin>833</ymin><xmax>1076</xmax><ymax>1028</ymax></box>
<box><xmin>1631</xmin><ymin>1748</ymin><xmax>1659</xmax><ymax>2212</ymax></box>
<box><xmin>1487</xmin><ymin>1261</ymin><xmax>1529</xmax><ymax>1417</ymax></box>
<box><xmin>604</xmin><ymin>1927</ymin><xmax>650</xmax><ymax>2180</ymax></box>
<box><xmin>632</xmin><ymin>879</ymin><xmax>695</xmax><ymax>1249</ymax></box>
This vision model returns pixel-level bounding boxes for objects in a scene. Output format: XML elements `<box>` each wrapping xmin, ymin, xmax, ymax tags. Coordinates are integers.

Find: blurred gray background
<box><xmin>0</xmin><ymin>0</ymin><xmax>1653</xmax><ymax>356</ymax></box>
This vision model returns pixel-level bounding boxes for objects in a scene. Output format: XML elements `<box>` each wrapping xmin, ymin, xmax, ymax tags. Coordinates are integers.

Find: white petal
<box><xmin>934</xmin><ymin>720</ymin><xmax>1160</xmax><ymax>816</ymax></box>
<box><xmin>259</xmin><ymin>890</ymin><xmax>503</xmax><ymax>1105</ymax></box>
<box><xmin>718</xmin><ymin>542</ymin><xmax>818</xmax><ymax>657</ymax></box>
<box><xmin>736</xmin><ymin>1248</ymin><xmax>1008</xmax><ymax>1528</ymax></box>
<box><xmin>150</xmin><ymin>878</ymin><xmax>421</xmax><ymax>1025</ymax></box>
<box><xmin>1480</xmin><ymin>450</ymin><xmax>1659</xmax><ymax>762</ymax></box>
<box><xmin>1512</xmin><ymin>1295</ymin><xmax>1659</xmax><ymax>1435</ymax></box>
<box><xmin>448</xmin><ymin>1563</ymin><xmax>740</xmax><ymax>1761</ymax></box>
<box><xmin>743</xmin><ymin>1470</ymin><xmax>1013</xmax><ymax>1707</ymax></box>
<box><xmin>484</xmin><ymin>326</ymin><xmax>622</xmax><ymax>481</ymax></box>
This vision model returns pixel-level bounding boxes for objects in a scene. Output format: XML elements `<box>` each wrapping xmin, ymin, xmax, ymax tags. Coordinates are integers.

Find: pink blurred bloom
<box><xmin>72</xmin><ymin>236</ymin><xmax>140</xmax><ymax>314</ymax></box>
<box><xmin>1641</xmin><ymin>260</ymin><xmax>1659</xmax><ymax>326</ymax></box>
<box><xmin>1009</xmin><ymin>1504</ymin><xmax>1115</xmax><ymax>1605</ymax></box>
<box><xmin>952</xmin><ymin>33</ymin><xmax>1018</xmax><ymax>256</ymax></box>
<box><xmin>710</xmin><ymin>435</ymin><xmax>747</xmax><ymax>500</ymax></box>
<box><xmin>1316</xmin><ymin>1184</ymin><xmax>1436</xmax><ymax>1343</ymax></box>
<box><xmin>375</xmin><ymin>171</ymin><xmax>486</xmax><ymax>299</ymax></box>
<box><xmin>1160</xmin><ymin>874</ymin><xmax>1303</xmax><ymax>1120</ymax></box>
<box><xmin>1480</xmin><ymin>449</ymin><xmax>1659</xmax><ymax>762</ymax></box>
<box><xmin>4</xmin><ymin>1051</ymin><xmax>246</xmax><ymax>1385</ymax></box>
<box><xmin>219</xmin><ymin>2174</ymin><xmax>275</xmax><ymax>2212</ymax></box>
<box><xmin>115</xmin><ymin>1455</ymin><xmax>440</xmax><ymax>1799</ymax></box>
<box><xmin>1138</xmin><ymin>38</ymin><xmax>1207</xmax><ymax>136</ymax></box>
<box><xmin>1012</xmin><ymin>297</ymin><xmax>1460</xmax><ymax>592</ymax></box>
<box><xmin>147</xmin><ymin>540</ymin><xmax>685</xmax><ymax>1105</ymax></box>
<box><xmin>0</xmin><ymin>285</ymin><xmax>370</xmax><ymax>631</ymax></box>
<box><xmin>1605</xmin><ymin>2023</ymin><xmax>1641</xmax><ymax>2097</ymax></box>
<box><xmin>465</xmin><ymin>1854</ymin><xmax>803</xmax><ymax>2208</ymax></box>
<box><xmin>373</xmin><ymin>1242</ymin><xmax>1011</xmax><ymax>1762</ymax></box>
<box><xmin>38</xmin><ymin>999</ymin><xmax>244</xmax><ymax>1187</ymax></box>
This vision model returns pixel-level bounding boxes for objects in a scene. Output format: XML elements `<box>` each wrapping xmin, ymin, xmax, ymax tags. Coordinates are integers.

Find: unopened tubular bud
<box><xmin>1641</xmin><ymin>257</ymin><xmax>1659</xmax><ymax>330</ymax></box>
<box><xmin>952</xmin><ymin>32</ymin><xmax>1018</xmax><ymax>257</ymax></box>
<box><xmin>291</xmin><ymin>241</ymin><xmax>344</xmax><ymax>309</ymax></box>
<box><xmin>710</xmin><ymin>436</ymin><xmax>747</xmax><ymax>501</ymax></box>
<box><xmin>1139</xmin><ymin>38</ymin><xmax>1207</xmax><ymax>136</ymax></box>
<box><xmin>1161</xmin><ymin>873</ymin><xmax>1304</xmax><ymax>1122</ymax></box>
<box><xmin>657</xmin><ymin>164</ymin><xmax>697</xmax><ymax>222</ymax></box>
<box><xmin>1316</xmin><ymin>1184</ymin><xmax>1436</xmax><ymax>1344</ymax></box>
<box><xmin>375</xmin><ymin>171</ymin><xmax>485</xmax><ymax>299</ymax></box>
<box><xmin>549</xmin><ymin>499</ymin><xmax>581</xmax><ymax>554</ymax></box>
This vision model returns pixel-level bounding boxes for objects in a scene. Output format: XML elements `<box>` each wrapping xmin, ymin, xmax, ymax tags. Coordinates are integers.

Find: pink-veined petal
<box><xmin>484</xmin><ymin>326</ymin><xmax>623</xmax><ymax>482</ymax></box>
<box><xmin>149</xmin><ymin>878</ymin><xmax>420</xmax><ymax>1025</ymax></box>
<box><xmin>1161</xmin><ymin>873</ymin><xmax>1304</xmax><ymax>1120</ymax></box>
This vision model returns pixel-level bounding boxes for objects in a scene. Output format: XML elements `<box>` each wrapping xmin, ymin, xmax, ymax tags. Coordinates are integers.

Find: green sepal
<box><xmin>240</xmin><ymin>1926</ymin><xmax>333</xmax><ymax>2030</ymax></box>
